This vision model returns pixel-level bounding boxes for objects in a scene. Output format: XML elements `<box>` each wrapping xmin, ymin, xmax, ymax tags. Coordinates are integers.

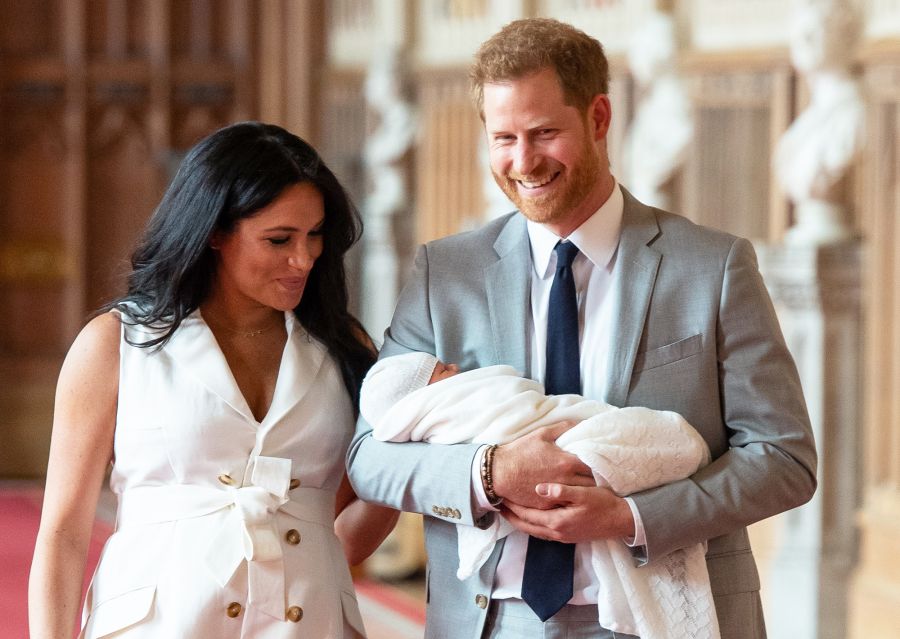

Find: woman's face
<box><xmin>211</xmin><ymin>182</ymin><xmax>325</xmax><ymax>312</ymax></box>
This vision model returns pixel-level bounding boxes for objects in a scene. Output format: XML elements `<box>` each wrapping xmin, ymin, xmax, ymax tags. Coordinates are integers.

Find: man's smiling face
<box><xmin>483</xmin><ymin>67</ymin><xmax>610</xmax><ymax>236</ymax></box>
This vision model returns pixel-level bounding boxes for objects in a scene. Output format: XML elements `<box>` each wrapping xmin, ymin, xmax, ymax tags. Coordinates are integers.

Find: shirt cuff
<box><xmin>471</xmin><ymin>444</ymin><xmax>500</xmax><ymax>513</ymax></box>
<box><xmin>623</xmin><ymin>496</ymin><xmax>647</xmax><ymax>547</ymax></box>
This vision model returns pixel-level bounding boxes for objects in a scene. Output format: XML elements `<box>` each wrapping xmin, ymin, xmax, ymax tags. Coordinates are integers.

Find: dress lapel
<box><xmin>163</xmin><ymin>310</ymin><xmax>257</xmax><ymax>423</ymax></box>
<box><xmin>260</xmin><ymin>313</ymin><xmax>325</xmax><ymax>430</ymax></box>
<box><xmin>163</xmin><ymin>310</ymin><xmax>325</xmax><ymax>428</ymax></box>
<box><xmin>603</xmin><ymin>189</ymin><xmax>662</xmax><ymax>407</ymax></box>
<box><xmin>485</xmin><ymin>215</ymin><xmax>530</xmax><ymax>375</ymax></box>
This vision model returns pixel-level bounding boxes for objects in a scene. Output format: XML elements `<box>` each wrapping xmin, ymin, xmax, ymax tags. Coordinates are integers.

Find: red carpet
<box><xmin>2</xmin><ymin>486</ymin><xmax>425</xmax><ymax>639</ymax></box>
<box><xmin>0</xmin><ymin>487</ymin><xmax>112</xmax><ymax>639</ymax></box>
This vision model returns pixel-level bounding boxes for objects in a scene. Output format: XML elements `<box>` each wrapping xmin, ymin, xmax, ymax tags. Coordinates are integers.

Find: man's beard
<box><xmin>492</xmin><ymin>140</ymin><xmax>601</xmax><ymax>226</ymax></box>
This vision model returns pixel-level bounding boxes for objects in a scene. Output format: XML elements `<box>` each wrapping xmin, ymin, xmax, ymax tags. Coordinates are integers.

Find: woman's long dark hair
<box><xmin>106</xmin><ymin>121</ymin><xmax>375</xmax><ymax>399</ymax></box>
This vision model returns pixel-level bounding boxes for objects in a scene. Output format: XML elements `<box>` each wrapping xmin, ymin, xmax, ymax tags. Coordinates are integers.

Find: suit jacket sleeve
<box><xmin>630</xmin><ymin>237</ymin><xmax>817</xmax><ymax>562</ymax></box>
<box><xmin>346</xmin><ymin>244</ymin><xmax>488</xmax><ymax>527</ymax></box>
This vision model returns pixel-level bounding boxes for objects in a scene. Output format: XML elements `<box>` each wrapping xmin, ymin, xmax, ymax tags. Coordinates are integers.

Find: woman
<box><xmin>29</xmin><ymin>122</ymin><xmax>398</xmax><ymax>638</ymax></box>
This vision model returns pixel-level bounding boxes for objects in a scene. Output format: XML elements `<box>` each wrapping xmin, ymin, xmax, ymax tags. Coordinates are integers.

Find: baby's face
<box><xmin>429</xmin><ymin>361</ymin><xmax>459</xmax><ymax>384</ymax></box>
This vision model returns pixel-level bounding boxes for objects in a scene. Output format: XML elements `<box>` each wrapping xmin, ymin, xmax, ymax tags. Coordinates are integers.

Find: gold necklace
<box><xmin>226</xmin><ymin>324</ymin><xmax>277</xmax><ymax>338</ymax></box>
<box><xmin>207</xmin><ymin>315</ymin><xmax>281</xmax><ymax>338</ymax></box>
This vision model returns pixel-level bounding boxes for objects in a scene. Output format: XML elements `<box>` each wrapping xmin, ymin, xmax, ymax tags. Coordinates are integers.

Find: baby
<box><xmin>360</xmin><ymin>352</ymin><xmax>721</xmax><ymax>639</ymax></box>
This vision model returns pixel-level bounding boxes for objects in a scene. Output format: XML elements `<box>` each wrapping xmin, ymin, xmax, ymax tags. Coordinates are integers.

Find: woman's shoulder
<box><xmin>59</xmin><ymin>312</ymin><xmax>122</xmax><ymax>389</ymax></box>
<box><xmin>80</xmin><ymin>312</ymin><xmax>123</xmax><ymax>348</ymax></box>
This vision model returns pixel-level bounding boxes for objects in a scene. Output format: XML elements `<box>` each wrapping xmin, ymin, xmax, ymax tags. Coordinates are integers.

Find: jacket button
<box><xmin>289</xmin><ymin>478</ymin><xmax>301</xmax><ymax>489</ymax></box>
<box><xmin>475</xmin><ymin>594</ymin><xmax>488</xmax><ymax>609</ymax></box>
<box><xmin>285</xmin><ymin>529</ymin><xmax>301</xmax><ymax>545</ymax></box>
<box><xmin>218</xmin><ymin>474</ymin><xmax>235</xmax><ymax>486</ymax></box>
<box><xmin>226</xmin><ymin>602</ymin><xmax>242</xmax><ymax>617</ymax></box>
<box><xmin>286</xmin><ymin>605</ymin><xmax>303</xmax><ymax>622</ymax></box>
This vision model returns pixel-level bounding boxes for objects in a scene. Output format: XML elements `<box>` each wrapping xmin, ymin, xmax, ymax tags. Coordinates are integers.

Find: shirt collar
<box><xmin>527</xmin><ymin>181</ymin><xmax>624</xmax><ymax>279</ymax></box>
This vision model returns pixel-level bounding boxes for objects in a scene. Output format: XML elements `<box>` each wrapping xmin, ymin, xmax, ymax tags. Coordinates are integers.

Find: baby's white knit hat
<box><xmin>360</xmin><ymin>352</ymin><xmax>439</xmax><ymax>426</ymax></box>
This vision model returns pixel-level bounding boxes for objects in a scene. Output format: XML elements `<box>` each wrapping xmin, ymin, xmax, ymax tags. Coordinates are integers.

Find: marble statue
<box><xmin>775</xmin><ymin>0</ymin><xmax>864</xmax><ymax>245</ymax></box>
<box><xmin>621</xmin><ymin>10</ymin><xmax>694</xmax><ymax>210</ymax></box>
<box><xmin>362</xmin><ymin>48</ymin><xmax>417</xmax><ymax>337</ymax></box>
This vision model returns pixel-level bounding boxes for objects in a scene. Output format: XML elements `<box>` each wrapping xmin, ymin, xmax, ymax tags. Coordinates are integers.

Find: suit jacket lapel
<box><xmin>604</xmin><ymin>189</ymin><xmax>662</xmax><ymax>407</ymax></box>
<box><xmin>484</xmin><ymin>215</ymin><xmax>530</xmax><ymax>375</ymax></box>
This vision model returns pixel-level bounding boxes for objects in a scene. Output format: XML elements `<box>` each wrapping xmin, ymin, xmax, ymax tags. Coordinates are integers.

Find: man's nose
<box><xmin>512</xmin><ymin>140</ymin><xmax>541</xmax><ymax>176</ymax></box>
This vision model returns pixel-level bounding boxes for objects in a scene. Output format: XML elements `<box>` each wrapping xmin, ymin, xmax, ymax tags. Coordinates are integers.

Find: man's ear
<box><xmin>588</xmin><ymin>94</ymin><xmax>612</xmax><ymax>141</ymax></box>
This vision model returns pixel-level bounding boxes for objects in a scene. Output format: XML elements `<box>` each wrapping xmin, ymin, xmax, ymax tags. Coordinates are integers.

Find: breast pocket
<box><xmin>633</xmin><ymin>333</ymin><xmax>703</xmax><ymax>373</ymax></box>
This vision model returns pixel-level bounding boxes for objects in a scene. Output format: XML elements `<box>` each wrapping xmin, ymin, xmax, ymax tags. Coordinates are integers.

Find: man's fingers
<box><xmin>536</xmin><ymin>482</ymin><xmax>565</xmax><ymax>500</ymax></box>
<box><xmin>541</xmin><ymin>420</ymin><xmax>579</xmax><ymax>440</ymax></box>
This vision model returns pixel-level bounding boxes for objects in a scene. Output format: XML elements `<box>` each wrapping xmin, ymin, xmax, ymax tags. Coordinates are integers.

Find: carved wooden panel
<box><xmin>86</xmin><ymin>106</ymin><xmax>157</xmax><ymax>307</ymax></box>
<box><xmin>0</xmin><ymin>0</ymin><xmax>260</xmax><ymax>477</ymax></box>
<box><xmin>0</xmin><ymin>0</ymin><xmax>60</xmax><ymax>55</ymax></box>
<box><xmin>677</xmin><ymin>60</ymin><xmax>792</xmax><ymax>241</ymax></box>
<box><xmin>859</xmin><ymin>62</ymin><xmax>900</xmax><ymax>491</ymax></box>
<box><xmin>850</xmin><ymin>56</ymin><xmax>900</xmax><ymax>639</ymax></box>
<box><xmin>416</xmin><ymin>71</ymin><xmax>484</xmax><ymax>243</ymax></box>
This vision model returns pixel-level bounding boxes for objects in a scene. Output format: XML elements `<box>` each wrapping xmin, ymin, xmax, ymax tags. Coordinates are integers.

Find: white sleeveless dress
<box><xmin>79</xmin><ymin>309</ymin><xmax>366</xmax><ymax>638</ymax></box>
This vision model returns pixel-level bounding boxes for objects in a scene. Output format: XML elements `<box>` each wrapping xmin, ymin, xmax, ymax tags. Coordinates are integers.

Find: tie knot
<box><xmin>554</xmin><ymin>241</ymin><xmax>579</xmax><ymax>269</ymax></box>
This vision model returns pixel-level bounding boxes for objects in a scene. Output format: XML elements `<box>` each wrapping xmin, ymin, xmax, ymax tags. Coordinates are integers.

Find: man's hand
<box><xmin>491</xmin><ymin>422</ymin><xmax>594</xmax><ymax>509</ymax></box>
<box><xmin>501</xmin><ymin>484</ymin><xmax>636</xmax><ymax>543</ymax></box>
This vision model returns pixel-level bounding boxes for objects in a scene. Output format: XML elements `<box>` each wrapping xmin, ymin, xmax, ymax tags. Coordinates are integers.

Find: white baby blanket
<box><xmin>368</xmin><ymin>364</ymin><xmax>721</xmax><ymax>639</ymax></box>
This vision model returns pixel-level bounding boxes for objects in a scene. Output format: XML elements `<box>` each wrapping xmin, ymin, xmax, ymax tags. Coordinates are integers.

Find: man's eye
<box><xmin>267</xmin><ymin>237</ymin><xmax>290</xmax><ymax>245</ymax></box>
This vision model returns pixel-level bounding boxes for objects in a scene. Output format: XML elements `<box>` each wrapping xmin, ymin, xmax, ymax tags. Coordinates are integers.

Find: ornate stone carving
<box><xmin>622</xmin><ymin>10</ymin><xmax>693</xmax><ymax>210</ymax></box>
<box><xmin>775</xmin><ymin>0</ymin><xmax>865</xmax><ymax>246</ymax></box>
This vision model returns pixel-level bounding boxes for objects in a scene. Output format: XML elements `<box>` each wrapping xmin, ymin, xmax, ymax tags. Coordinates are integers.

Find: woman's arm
<box><xmin>334</xmin><ymin>474</ymin><xmax>399</xmax><ymax>566</ymax></box>
<box><xmin>28</xmin><ymin>313</ymin><xmax>120</xmax><ymax>638</ymax></box>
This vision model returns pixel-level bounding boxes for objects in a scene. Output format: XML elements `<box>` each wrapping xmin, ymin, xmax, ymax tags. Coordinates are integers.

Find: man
<box><xmin>348</xmin><ymin>18</ymin><xmax>816</xmax><ymax>639</ymax></box>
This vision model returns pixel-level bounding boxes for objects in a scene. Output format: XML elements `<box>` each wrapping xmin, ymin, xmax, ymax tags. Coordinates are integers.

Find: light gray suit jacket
<box><xmin>347</xmin><ymin>190</ymin><xmax>817</xmax><ymax>638</ymax></box>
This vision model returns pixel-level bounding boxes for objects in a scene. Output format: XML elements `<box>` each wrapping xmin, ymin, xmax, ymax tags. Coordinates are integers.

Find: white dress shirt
<box><xmin>471</xmin><ymin>183</ymin><xmax>647</xmax><ymax>605</ymax></box>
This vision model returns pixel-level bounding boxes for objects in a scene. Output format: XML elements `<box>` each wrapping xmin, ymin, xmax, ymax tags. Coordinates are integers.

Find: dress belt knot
<box><xmin>205</xmin><ymin>456</ymin><xmax>292</xmax><ymax>620</ymax></box>
<box><xmin>115</xmin><ymin>457</ymin><xmax>338</xmax><ymax>622</ymax></box>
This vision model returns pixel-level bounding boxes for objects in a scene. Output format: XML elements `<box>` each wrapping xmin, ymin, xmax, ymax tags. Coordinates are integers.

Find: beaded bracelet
<box><xmin>481</xmin><ymin>444</ymin><xmax>502</xmax><ymax>506</ymax></box>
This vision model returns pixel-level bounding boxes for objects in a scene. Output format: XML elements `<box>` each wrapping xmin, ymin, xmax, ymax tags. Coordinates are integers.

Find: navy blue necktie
<box><xmin>521</xmin><ymin>240</ymin><xmax>580</xmax><ymax>622</ymax></box>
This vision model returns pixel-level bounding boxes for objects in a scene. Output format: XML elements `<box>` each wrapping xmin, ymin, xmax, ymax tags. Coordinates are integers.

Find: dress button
<box><xmin>217</xmin><ymin>474</ymin><xmax>235</xmax><ymax>486</ymax></box>
<box><xmin>285</xmin><ymin>529</ymin><xmax>301</xmax><ymax>545</ymax></box>
<box><xmin>286</xmin><ymin>605</ymin><xmax>303</xmax><ymax>622</ymax></box>
<box><xmin>475</xmin><ymin>594</ymin><xmax>488</xmax><ymax>609</ymax></box>
<box><xmin>226</xmin><ymin>602</ymin><xmax>242</xmax><ymax>618</ymax></box>
<box><xmin>289</xmin><ymin>478</ymin><xmax>301</xmax><ymax>489</ymax></box>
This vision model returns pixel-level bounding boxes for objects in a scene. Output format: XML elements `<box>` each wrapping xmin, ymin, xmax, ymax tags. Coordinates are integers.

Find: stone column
<box><xmin>756</xmin><ymin>241</ymin><xmax>862</xmax><ymax>639</ymax></box>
